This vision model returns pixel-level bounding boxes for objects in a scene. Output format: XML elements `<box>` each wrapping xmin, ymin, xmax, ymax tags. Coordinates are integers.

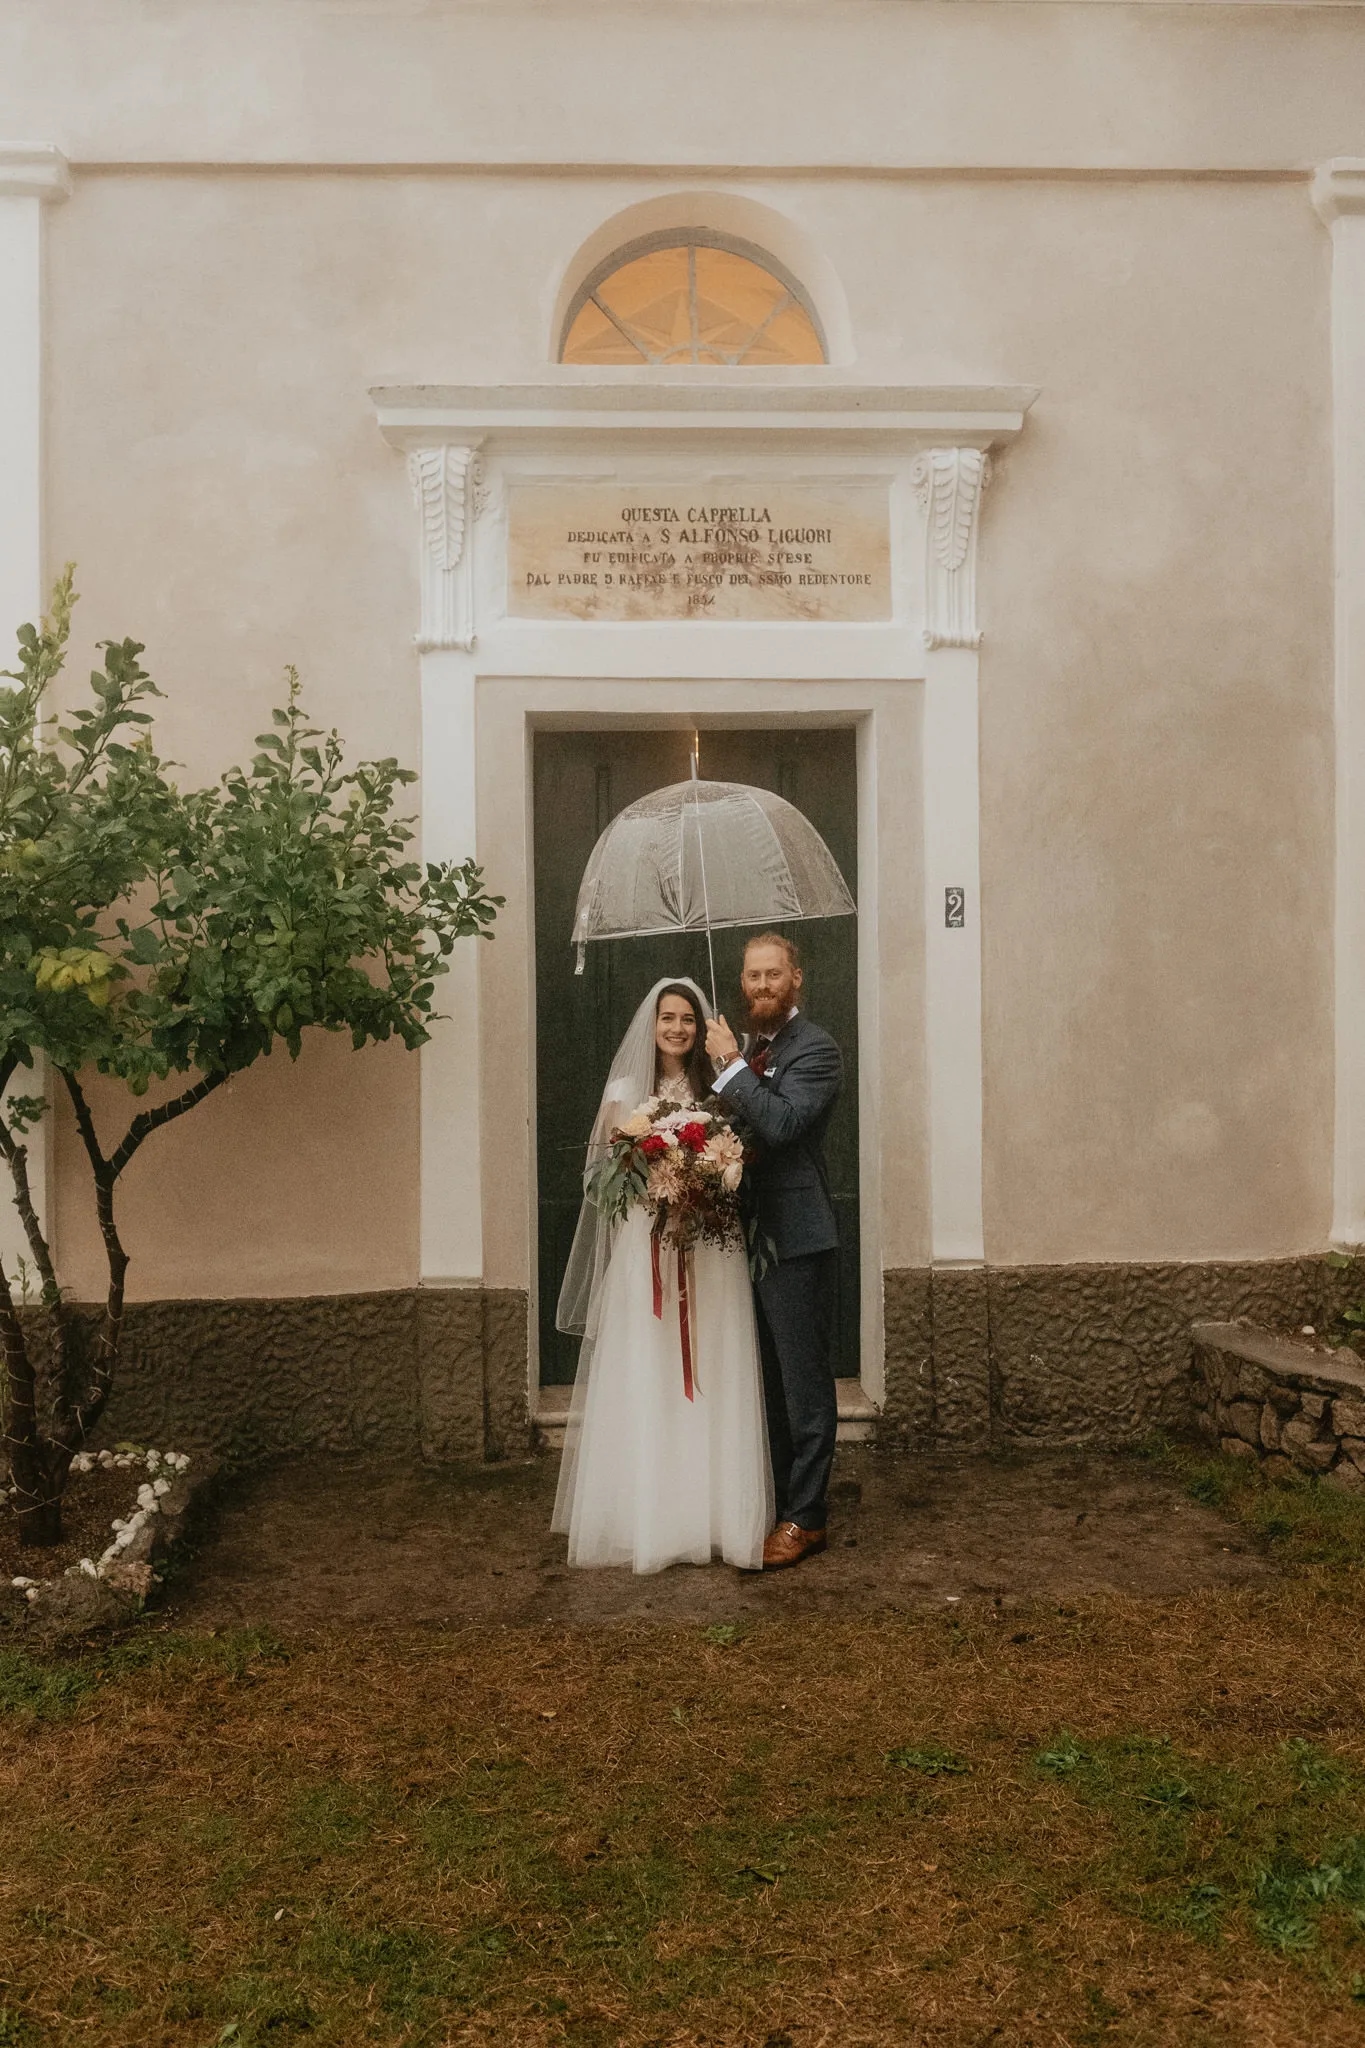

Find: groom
<box><xmin>706</xmin><ymin>934</ymin><xmax>843</xmax><ymax>1570</ymax></box>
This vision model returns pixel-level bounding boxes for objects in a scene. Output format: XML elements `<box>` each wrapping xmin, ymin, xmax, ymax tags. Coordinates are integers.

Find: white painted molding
<box><xmin>407</xmin><ymin>442</ymin><xmax>482</xmax><ymax>652</ymax></box>
<box><xmin>377</xmin><ymin>378</ymin><xmax>1035</xmax><ymax>1317</ymax></box>
<box><xmin>0</xmin><ymin>143</ymin><xmax>66</xmax><ymax>1268</ymax></box>
<box><xmin>417</xmin><ymin>652</ymin><xmax>483</xmax><ymax>1283</ymax></box>
<box><xmin>922</xmin><ymin>644</ymin><xmax>986</xmax><ymax>1264</ymax></box>
<box><xmin>1314</xmin><ymin>162</ymin><xmax>1365</xmax><ymax>1244</ymax></box>
<box><xmin>1312</xmin><ymin>158</ymin><xmax>1365</xmax><ymax>227</ymax></box>
<box><xmin>912</xmin><ymin>446</ymin><xmax>991</xmax><ymax>651</ymax></box>
<box><xmin>0</xmin><ymin>142</ymin><xmax>71</xmax><ymax>203</ymax></box>
<box><xmin>373</xmin><ymin>380</ymin><xmax>1036</xmax><ymax>452</ymax></box>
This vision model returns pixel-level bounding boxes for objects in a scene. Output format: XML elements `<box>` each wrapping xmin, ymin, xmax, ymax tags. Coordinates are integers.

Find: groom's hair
<box><xmin>744</xmin><ymin>932</ymin><xmax>802</xmax><ymax>973</ymax></box>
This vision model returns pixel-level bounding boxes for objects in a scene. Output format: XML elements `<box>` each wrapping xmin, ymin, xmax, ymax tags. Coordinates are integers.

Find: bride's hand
<box><xmin>706</xmin><ymin>1014</ymin><xmax>740</xmax><ymax>1065</ymax></box>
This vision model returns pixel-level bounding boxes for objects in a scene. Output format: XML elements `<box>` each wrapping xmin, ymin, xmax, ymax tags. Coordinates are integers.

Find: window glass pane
<box><xmin>560</xmin><ymin>240</ymin><xmax>825</xmax><ymax>365</ymax></box>
<box><xmin>734</xmin><ymin>298</ymin><xmax>824</xmax><ymax>365</ymax></box>
<box><xmin>596</xmin><ymin>247</ymin><xmax>694</xmax><ymax>356</ymax></box>
<box><xmin>694</xmin><ymin>248</ymin><xmax>786</xmax><ymax>338</ymax></box>
<box><xmin>561</xmin><ymin>298</ymin><xmax>643</xmax><ymax>365</ymax></box>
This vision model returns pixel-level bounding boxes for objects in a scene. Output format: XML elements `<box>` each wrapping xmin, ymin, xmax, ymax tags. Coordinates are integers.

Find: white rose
<box><xmin>722</xmin><ymin>1162</ymin><xmax>743</xmax><ymax>1192</ymax></box>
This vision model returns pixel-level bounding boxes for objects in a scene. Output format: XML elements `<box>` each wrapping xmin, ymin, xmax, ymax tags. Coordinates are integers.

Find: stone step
<box><xmin>534</xmin><ymin>1376</ymin><xmax>879</xmax><ymax>1449</ymax></box>
<box><xmin>1191</xmin><ymin>1321</ymin><xmax>1365</xmax><ymax>1488</ymax></box>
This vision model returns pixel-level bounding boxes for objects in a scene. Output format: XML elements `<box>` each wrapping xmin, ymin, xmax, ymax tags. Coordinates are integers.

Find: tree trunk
<box><xmin>5</xmin><ymin>1408</ymin><xmax>68</xmax><ymax>1548</ymax></box>
<box><xmin>14</xmin><ymin>1485</ymin><xmax>63</xmax><ymax>1549</ymax></box>
<box><xmin>0</xmin><ymin>1266</ymin><xmax>62</xmax><ymax>1544</ymax></box>
<box><xmin>0</xmin><ymin>1105</ymin><xmax>72</xmax><ymax>1548</ymax></box>
<box><xmin>2</xmin><ymin>1069</ymin><xmax>226</xmax><ymax>1551</ymax></box>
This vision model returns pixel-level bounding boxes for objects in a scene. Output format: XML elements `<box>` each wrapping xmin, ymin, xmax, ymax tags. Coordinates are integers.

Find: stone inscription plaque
<box><xmin>508</xmin><ymin>485</ymin><xmax>891</xmax><ymax>623</ymax></box>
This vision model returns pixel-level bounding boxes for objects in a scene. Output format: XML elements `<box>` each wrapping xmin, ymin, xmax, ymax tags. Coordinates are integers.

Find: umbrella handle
<box><xmin>690</xmin><ymin>751</ymin><xmax>718</xmax><ymax>1013</ymax></box>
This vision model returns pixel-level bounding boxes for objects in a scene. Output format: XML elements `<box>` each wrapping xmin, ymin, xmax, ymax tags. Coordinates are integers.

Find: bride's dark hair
<box><xmin>653</xmin><ymin>983</ymin><xmax>714</xmax><ymax>1101</ymax></box>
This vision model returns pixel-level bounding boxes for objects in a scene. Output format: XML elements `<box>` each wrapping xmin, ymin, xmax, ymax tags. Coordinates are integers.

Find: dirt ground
<box><xmin>14</xmin><ymin>1447</ymin><xmax>1365</xmax><ymax>2047</ymax></box>
<box><xmin>0</xmin><ymin>1464</ymin><xmax>139</xmax><ymax>1583</ymax></box>
<box><xmin>166</xmin><ymin>1442</ymin><xmax>1273</xmax><ymax>1630</ymax></box>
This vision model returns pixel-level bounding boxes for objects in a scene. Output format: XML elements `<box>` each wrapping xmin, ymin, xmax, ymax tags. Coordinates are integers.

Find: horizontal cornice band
<box><xmin>66</xmin><ymin>161</ymin><xmax>1314</xmax><ymax>182</ymax></box>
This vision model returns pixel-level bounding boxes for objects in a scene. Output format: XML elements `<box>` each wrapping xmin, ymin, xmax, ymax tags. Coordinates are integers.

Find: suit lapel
<box><xmin>763</xmin><ymin>1012</ymin><xmax>801</xmax><ymax>1076</ymax></box>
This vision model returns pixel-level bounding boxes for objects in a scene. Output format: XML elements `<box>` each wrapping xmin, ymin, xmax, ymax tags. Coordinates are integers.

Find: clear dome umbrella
<box><xmin>571</xmin><ymin>759</ymin><xmax>856</xmax><ymax>1009</ymax></box>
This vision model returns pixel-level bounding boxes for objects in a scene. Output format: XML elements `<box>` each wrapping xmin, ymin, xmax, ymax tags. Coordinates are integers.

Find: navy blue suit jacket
<box><xmin>718</xmin><ymin>1011</ymin><xmax>843</xmax><ymax>1260</ymax></box>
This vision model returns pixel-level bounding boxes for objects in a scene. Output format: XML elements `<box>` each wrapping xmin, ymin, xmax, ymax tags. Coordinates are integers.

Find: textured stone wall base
<box><xmin>37</xmin><ymin>1258</ymin><xmax>1349</xmax><ymax>1464</ymax></box>
<box><xmin>883</xmin><ymin>1255</ymin><xmax>1342</xmax><ymax>1449</ymax></box>
<box><xmin>65</xmin><ymin>1288</ymin><xmax>532</xmax><ymax>1466</ymax></box>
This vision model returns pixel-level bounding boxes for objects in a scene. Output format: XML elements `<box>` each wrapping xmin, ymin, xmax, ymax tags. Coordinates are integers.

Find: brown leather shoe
<box><xmin>762</xmin><ymin>1521</ymin><xmax>828</xmax><ymax>1570</ymax></box>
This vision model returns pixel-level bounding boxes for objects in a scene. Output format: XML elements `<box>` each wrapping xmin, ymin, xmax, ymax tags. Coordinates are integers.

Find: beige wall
<box><xmin>7</xmin><ymin>1</ymin><xmax>1346</xmax><ymax>1290</ymax></box>
<box><xmin>5</xmin><ymin>1</ymin><xmax>1365</xmax><ymax>173</ymax></box>
<box><xmin>53</xmin><ymin>1040</ymin><xmax>419</xmax><ymax>1303</ymax></box>
<box><xmin>44</xmin><ymin>174</ymin><xmax>436</xmax><ymax>1297</ymax></box>
<box><xmin>973</xmin><ymin>179</ymin><xmax>1335</xmax><ymax>1262</ymax></box>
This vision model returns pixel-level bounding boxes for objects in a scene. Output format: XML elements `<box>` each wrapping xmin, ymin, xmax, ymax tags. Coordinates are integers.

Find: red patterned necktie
<box><xmin>748</xmin><ymin>1038</ymin><xmax>773</xmax><ymax>1078</ymax></box>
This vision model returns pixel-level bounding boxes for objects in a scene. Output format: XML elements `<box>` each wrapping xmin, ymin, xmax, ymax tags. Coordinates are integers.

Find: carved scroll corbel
<box><xmin>407</xmin><ymin>442</ymin><xmax>483</xmax><ymax>652</ymax></box>
<box><xmin>912</xmin><ymin>446</ymin><xmax>992</xmax><ymax>651</ymax></box>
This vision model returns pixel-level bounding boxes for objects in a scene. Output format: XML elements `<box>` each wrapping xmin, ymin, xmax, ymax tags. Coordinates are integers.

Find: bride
<box><xmin>552</xmin><ymin>977</ymin><xmax>773</xmax><ymax>1574</ymax></box>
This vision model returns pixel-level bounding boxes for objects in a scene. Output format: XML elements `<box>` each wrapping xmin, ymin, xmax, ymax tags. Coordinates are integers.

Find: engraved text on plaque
<box><xmin>508</xmin><ymin>485</ymin><xmax>891</xmax><ymax>623</ymax></box>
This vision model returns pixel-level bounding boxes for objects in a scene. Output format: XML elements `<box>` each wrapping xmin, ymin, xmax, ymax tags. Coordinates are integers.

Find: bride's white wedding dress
<box><xmin>552</xmin><ymin>1046</ymin><xmax>773</xmax><ymax>1574</ymax></box>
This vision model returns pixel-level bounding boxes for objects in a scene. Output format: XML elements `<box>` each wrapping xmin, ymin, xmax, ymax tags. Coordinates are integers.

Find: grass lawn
<box><xmin>2</xmin><ymin>1447</ymin><xmax>1365</xmax><ymax>2046</ymax></box>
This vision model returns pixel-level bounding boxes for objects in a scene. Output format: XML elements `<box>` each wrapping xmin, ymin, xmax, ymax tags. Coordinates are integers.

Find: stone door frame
<box><xmin>371</xmin><ymin>376</ymin><xmax>1036</xmax><ymax>1415</ymax></box>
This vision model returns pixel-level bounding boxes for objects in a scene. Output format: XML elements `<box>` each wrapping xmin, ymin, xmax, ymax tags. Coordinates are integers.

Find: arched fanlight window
<box><xmin>559</xmin><ymin>231</ymin><xmax>827</xmax><ymax>367</ymax></box>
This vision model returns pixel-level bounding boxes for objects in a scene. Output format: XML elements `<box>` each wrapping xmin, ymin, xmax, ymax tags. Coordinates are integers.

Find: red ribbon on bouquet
<box><xmin>650</xmin><ymin>1229</ymin><xmax>697</xmax><ymax>1402</ymax></box>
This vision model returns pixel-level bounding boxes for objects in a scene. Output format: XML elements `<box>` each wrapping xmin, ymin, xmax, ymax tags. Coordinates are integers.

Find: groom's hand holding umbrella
<box><xmin>705</xmin><ymin>1014</ymin><xmax>741</xmax><ymax>1068</ymax></box>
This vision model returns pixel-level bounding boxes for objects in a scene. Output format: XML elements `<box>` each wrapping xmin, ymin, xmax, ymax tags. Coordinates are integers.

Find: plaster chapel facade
<box><xmin>3</xmin><ymin>0</ymin><xmax>1365</xmax><ymax>1460</ymax></box>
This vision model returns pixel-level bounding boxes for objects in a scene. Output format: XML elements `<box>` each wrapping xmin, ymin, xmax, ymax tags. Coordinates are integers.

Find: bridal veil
<box><xmin>551</xmin><ymin>975</ymin><xmax>714</xmax><ymax>1538</ymax></box>
<box><xmin>553</xmin><ymin>974</ymin><xmax>713</xmax><ymax>1345</ymax></box>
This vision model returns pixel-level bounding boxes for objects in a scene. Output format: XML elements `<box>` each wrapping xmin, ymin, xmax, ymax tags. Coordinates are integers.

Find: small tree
<box><xmin>0</xmin><ymin>574</ymin><xmax>500</xmax><ymax>1546</ymax></box>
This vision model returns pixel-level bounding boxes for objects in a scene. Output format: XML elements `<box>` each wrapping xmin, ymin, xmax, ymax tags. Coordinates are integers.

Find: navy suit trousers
<box><xmin>755</xmin><ymin>1248</ymin><xmax>839</xmax><ymax>1531</ymax></box>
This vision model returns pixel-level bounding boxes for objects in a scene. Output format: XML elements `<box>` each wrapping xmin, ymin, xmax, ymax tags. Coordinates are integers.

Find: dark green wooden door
<box><xmin>534</xmin><ymin>727</ymin><xmax>859</xmax><ymax>1386</ymax></box>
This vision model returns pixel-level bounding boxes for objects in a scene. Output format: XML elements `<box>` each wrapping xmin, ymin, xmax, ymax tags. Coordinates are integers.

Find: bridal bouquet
<box><xmin>587</xmin><ymin>1094</ymin><xmax>748</xmax><ymax>1401</ymax></box>
<box><xmin>588</xmin><ymin>1094</ymin><xmax>746</xmax><ymax>1254</ymax></box>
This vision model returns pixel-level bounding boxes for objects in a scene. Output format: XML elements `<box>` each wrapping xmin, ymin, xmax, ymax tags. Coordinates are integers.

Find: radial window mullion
<box><xmin>591</xmin><ymin>292</ymin><xmax>662</xmax><ymax>365</ymax></box>
<box><xmin>559</xmin><ymin>234</ymin><xmax>826</xmax><ymax>367</ymax></box>
<box><xmin>687</xmin><ymin>243</ymin><xmax>700</xmax><ymax>363</ymax></box>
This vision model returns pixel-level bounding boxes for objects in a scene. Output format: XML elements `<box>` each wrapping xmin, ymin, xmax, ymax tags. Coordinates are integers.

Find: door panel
<box><xmin>533</xmin><ymin>727</ymin><xmax>859</xmax><ymax>1387</ymax></box>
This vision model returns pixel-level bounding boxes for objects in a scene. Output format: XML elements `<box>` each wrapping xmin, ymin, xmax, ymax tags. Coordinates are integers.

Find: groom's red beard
<box><xmin>744</xmin><ymin>991</ymin><xmax>790</xmax><ymax>1030</ymax></box>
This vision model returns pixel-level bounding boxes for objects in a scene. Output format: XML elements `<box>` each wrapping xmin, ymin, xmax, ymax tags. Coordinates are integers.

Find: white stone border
<box><xmin>4</xmin><ymin>1446</ymin><xmax>191</xmax><ymax>1602</ymax></box>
